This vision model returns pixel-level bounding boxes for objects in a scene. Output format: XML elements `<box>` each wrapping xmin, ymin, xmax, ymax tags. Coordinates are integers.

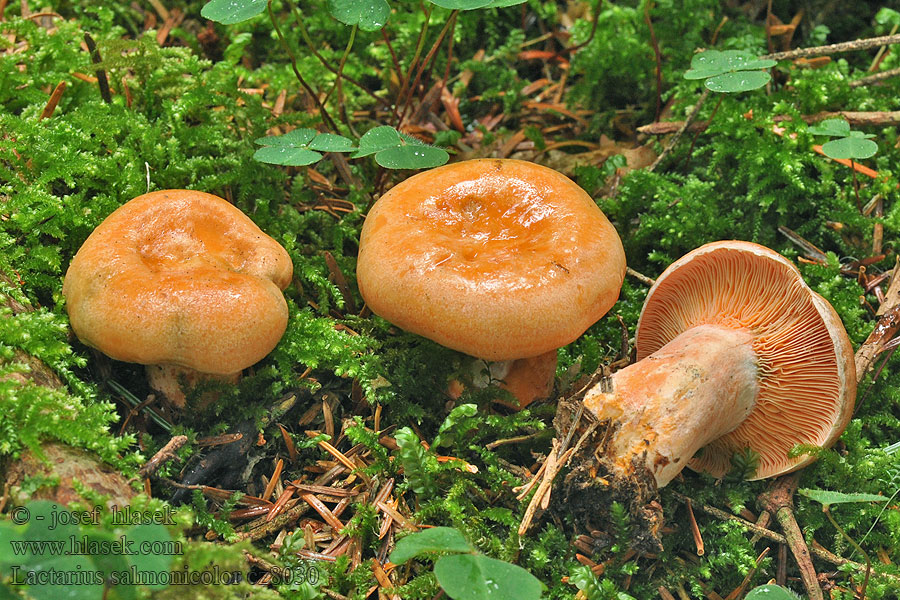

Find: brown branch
<box><xmin>855</xmin><ymin>259</ymin><xmax>900</xmax><ymax>382</ymax></box>
<box><xmin>761</xmin><ymin>34</ymin><xmax>900</xmax><ymax>62</ymax></box>
<box><xmin>136</xmin><ymin>435</ymin><xmax>187</xmax><ymax>480</ymax></box>
<box><xmin>639</xmin><ymin>111</ymin><xmax>900</xmax><ymax>135</ymax></box>
<box><xmin>758</xmin><ymin>474</ymin><xmax>823</xmax><ymax>600</ymax></box>
<box><xmin>850</xmin><ymin>66</ymin><xmax>900</xmax><ymax>88</ymax></box>
<box><xmin>647</xmin><ymin>88</ymin><xmax>709</xmax><ymax>172</ymax></box>
<box><xmin>670</xmin><ymin>493</ymin><xmax>900</xmax><ymax>585</ymax></box>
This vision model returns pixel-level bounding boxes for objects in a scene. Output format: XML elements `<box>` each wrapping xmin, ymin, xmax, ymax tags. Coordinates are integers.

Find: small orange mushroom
<box><xmin>63</xmin><ymin>189</ymin><xmax>293</xmax><ymax>407</ymax></box>
<box><xmin>582</xmin><ymin>241</ymin><xmax>857</xmax><ymax>487</ymax></box>
<box><xmin>357</xmin><ymin>159</ymin><xmax>626</xmax><ymax>407</ymax></box>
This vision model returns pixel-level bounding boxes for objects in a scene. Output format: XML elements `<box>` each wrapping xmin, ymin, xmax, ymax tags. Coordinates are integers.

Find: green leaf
<box><xmin>327</xmin><ymin>0</ymin><xmax>391</xmax><ymax>31</ymax></box>
<box><xmin>820</xmin><ymin>137</ymin><xmax>878</xmax><ymax>160</ymax></box>
<box><xmin>200</xmin><ymin>0</ymin><xmax>268</xmax><ymax>24</ymax></box>
<box><xmin>389</xmin><ymin>527</ymin><xmax>472</xmax><ymax>564</ymax></box>
<box><xmin>745</xmin><ymin>584</ymin><xmax>802</xmax><ymax>600</ymax></box>
<box><xmin>684</xmin><ymin>50</ymin><xmax>776</xmax><ymax>80</ymax></box>
<box><xmin>254</xmin><ymin>129</ymin><xmax>341</xmax><ymax>166</ymax></box>
<box><xmin>375</xmin><ymin>144</ymin><xmax>449</xmax><ymax>169</ymax></box>
<box><xmin>308</xmin><ymin>133</ymin><xmax>356</xmax><ymax>153</ymax></box>
<box><xmin>799</xmin><ymin>488</ymin><xmax>889</xmax><ymax>507</ymax></box>
<box><xmin>256</xmin><ymin>128</ymin><xmax>317</xmax><ymax>147</ymax></box>
<box><xmin>482</xmin><ymin>0</ymin><xmax>528</xmax><ymax>7</ymax></box>
<box><xmin>426</xmin><ymin>0</ymin><xmax>494</xmax><ymax>9</ymax></box>
<box><xmin>704</xmin><ymin>70</ymin><xmax>771</xmax><ymax>93</ymax></box>
<box><xmin>433</xmin><ymin>403</ymin><xmax>478</xmax><ymax>448</ymax></box>
<box><xmin>253</xmin><ymin>146</ymin><xmax>323</xmax><ymax>166</ymax></box>
<box><xmin>434</xmin><ymin>554</ymin><xmax>544</xmax><ymax>600</ymax></box>
<box><xmin>352</xmin><ymin>126</ymin><xmax>402</xmax><ymax>158</ymax></box>
<box><xmin>124</xmin><ymin>524</ymin><xmax>175</xmax><ymax>590</ymax></box>
<box><xmin>808</xmin><ymin>118</ymin><xmax>851</xmax><ymax>137</ymax></box>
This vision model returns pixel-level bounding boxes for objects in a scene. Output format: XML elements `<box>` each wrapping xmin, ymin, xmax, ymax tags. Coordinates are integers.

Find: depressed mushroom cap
<box><xmin>635</xmin><ymin>240</ymin><xmax>856</xmax><ymax>479</ymax></box>
<box><xmin>357</xmin><ymin>159</ymin><xmax>626</xmax><ymax>360</ymax></box>
<box><xmin>63</xmin><ymin>190</ymin><xmax>293</xmax><ymax>375</ymax></box>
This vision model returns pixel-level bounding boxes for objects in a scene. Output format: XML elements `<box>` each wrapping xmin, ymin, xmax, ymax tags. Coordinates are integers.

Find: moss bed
<box><xmin>2</xmin><ymin>1</ymin><xmax>900</xmax><ymax>599</ymax></box>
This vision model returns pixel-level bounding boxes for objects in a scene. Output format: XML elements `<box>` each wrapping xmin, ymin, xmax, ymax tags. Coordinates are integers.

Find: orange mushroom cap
<box><xmin>357</xmin><ymin>159</ymin><xmax>626</xmax><ymax>361</ymax></box>
<box><xmin>63</xmin><ymin>190</ymin><xmax>293</xmax><ymax>375</ymax></box>
<box><xmin>635</xmin><ymin>240</ymin><xmax>856</xmax><ymax>479</ymax></box>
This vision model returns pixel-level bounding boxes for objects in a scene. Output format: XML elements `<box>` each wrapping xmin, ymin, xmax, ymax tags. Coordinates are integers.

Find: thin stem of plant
<box><xmin>290</xmin><ymin>4</ymin><xmax>391</xmax><ymax>110</ymax></box>
<box><xmin>678</xmin><ymin>93</ymin><xmax>722</xmax><ymax>170</ymax></box>
<box><xmin>268</xmin><ymin>0</ymin><xmax>339</xmax><ymax>133</ymax></box>
<box><xmin>852</xmin><ymin>163</ymin><xmax>862</xmax><ymax>213</ymax></box>
<box><xmin>395</xmin><ymin>3</ymin><xmax>433</xmax><ymax>124</ymax></box>
<box><xmin>566</xmin><ymin>0</ymin><xmax>602</xmax><ymax>54</ymax></box>
<box><xmin>326</xmin><ymin>24</ymin><xmax>359</xmax><ymax>135</ymax></box>
<box><xmin>823</xmin><ymin>506</ymin><xmax>871</xmax><ymax>600</ymax></box>
<box><xmin>644</xmin><ymin>0</ymin><xmax>662</xmax><ymax>123</ymax></box>
<box><xmin>399</xmin><ymin>10</ymin><xmax>458</xmax><ymax>126</ymax></box>
<box><xmin>648</xmin><ymin>87</ymin><xmax>709</xmax><ymax>172</ymax></box>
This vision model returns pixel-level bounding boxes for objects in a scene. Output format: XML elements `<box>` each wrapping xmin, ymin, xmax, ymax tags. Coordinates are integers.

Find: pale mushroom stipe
<box><xmin>63</xmin><ymin>189</ymin><xmax>293</xmax><ymax>407</ymax></box>
<box><xmin>357</xmin><ymin>159</ymin><xmax>626</xmax><ymax>408</ymax></box>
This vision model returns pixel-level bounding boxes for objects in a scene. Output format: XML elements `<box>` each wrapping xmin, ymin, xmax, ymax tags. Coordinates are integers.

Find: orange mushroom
<box><xmin>582</xmin><ymin>241</ymin><xmax>856</xmax><ymax>487</ymax></box>
<box><xmin>63</xmin><ymin>189</ymin><xmax>293</xmax><ymax>407</ymax></box>
<box><xmin>357</xmin><ymin>159</ymin><xmax>626</xmax><ymax>407</ymax></box>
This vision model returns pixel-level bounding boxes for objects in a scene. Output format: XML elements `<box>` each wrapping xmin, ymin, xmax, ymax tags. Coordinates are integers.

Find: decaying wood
<box><xmin>855</xmin><ymin>259</ymin><xmax>900</xmax><ymax>382</ymax></box>
<box><xmin>136</xmin><ymin>434</ymin><xmax>187</xmax><ymax>480</ymax></box>
<box><xmin>0</xmin><ymin>273</ymin><xmax>135</xmax><ymax>507</ymax></box>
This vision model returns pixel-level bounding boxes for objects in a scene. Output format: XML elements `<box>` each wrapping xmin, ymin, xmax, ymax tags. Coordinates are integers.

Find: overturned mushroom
<box><xmin>357</xmin><ymin>159</ymin><xmax>626</xmax><ymax>408</ymax></box>
<box><xmin>559</xmin><ymin>241</ymin><xmax>856</xmax><ymax>548</ymax></box>
<box><xmin>582</xmin><ymin>241</ymin><xmax>856</xmax><ymax>486</ymax></box>
<box><xmin>63</xmin><ymin>189</ymin><xmax>293</xmax><ymax>408</ymax></box>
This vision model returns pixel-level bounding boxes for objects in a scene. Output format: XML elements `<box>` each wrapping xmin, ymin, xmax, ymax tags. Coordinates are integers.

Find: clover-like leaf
<box><xmin>704</xmin><ymin>70</ymin><xmax>771</xmax><ymax>93</ymax></box>
<box><xmin>434</xmin><ymin>554</ymin><xmax>544</xmax><ymax>600</ymax></box>
<box><xmin>426</xmin><ymin>0</ymin><xmax>494</xmax><ymax>10</ymax></box>
<box><xmin>389</xmin><ymin>527</ymin><xmax>473</xmax><ymax>564</ymax></box>
<box><xmin>254</xmin><ymin>129</ymin><xmax>355</xmax><ymax>166</ymax></box>
<box><xmin>808</xmin><ymin>118</ymin><xmax>852</xmax><ymax>138</ymax></box>
<box><xmin>308</xmin><ymin>133</ymin><xmax>356</xmax><ymax>153</ymax></box>
<box><xmin>376</xmin><ymin>144</ymin><xmax>449</xmax><ymax>169</ymax></box>
<box><xmin>256</xmin><ymin>128</ymin><xmax>317</xmax><ymax>147</ymax></box>
<box><xmin>328</xmin><ymin>0</ymin><xmax>391</xmax><ymax>31</ymax></box>
<box><xmin>820</xmin><ymin>137</ymin><xmax>878</xmax><ymax>160</ymax></box>
<box><xmin>482</xmin><ymin>0</ymin><xmax>528</xmax><ymax>7</ymax></box>
<box><xmin>684</xmin><ymin>50</ymin><xmax>775</xmax><ymax>79</ymax></box>
<box><xmin>744</xmin><ymin>584</ymin><xmax>800</xmax><ymax>600</ymax></box>
<box><xmin>125</xmin><ymin>524</ymin><xmax>176</xmax><ymax>590</ymax></box>
<box><xmin>353</xmin><ymin>126</ymin><xmax>403</xmax><ymax>158</ymax></box>
<box><xmin>201</xmin><ymin>0</ymin><xmax>268</xmax><ymax>24</ymax></box>
<box><xmin>352</xmin><ymin>126</ymin><xmax>449</xmax><ymax>168</ymax></box>
<box><xmin>684</xmin><ymin>50</ymin><xmax>774</xmax><ymax>92</ymax></box>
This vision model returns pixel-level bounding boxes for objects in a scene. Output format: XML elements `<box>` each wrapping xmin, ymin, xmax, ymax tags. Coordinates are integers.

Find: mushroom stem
<box><xmin>146</xmin><ymin>364</ymin><xmax>241</xmax><ymax>409</ymax></box>
<box><xmin>583</xmin><ymin>324</ymin><xmax>758</xmax><ymax>488</ymax></box>
<box><xmin>448</xmin><ymin>350</ymin><xmax>558</xmax><ymax>409</ymax></box>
